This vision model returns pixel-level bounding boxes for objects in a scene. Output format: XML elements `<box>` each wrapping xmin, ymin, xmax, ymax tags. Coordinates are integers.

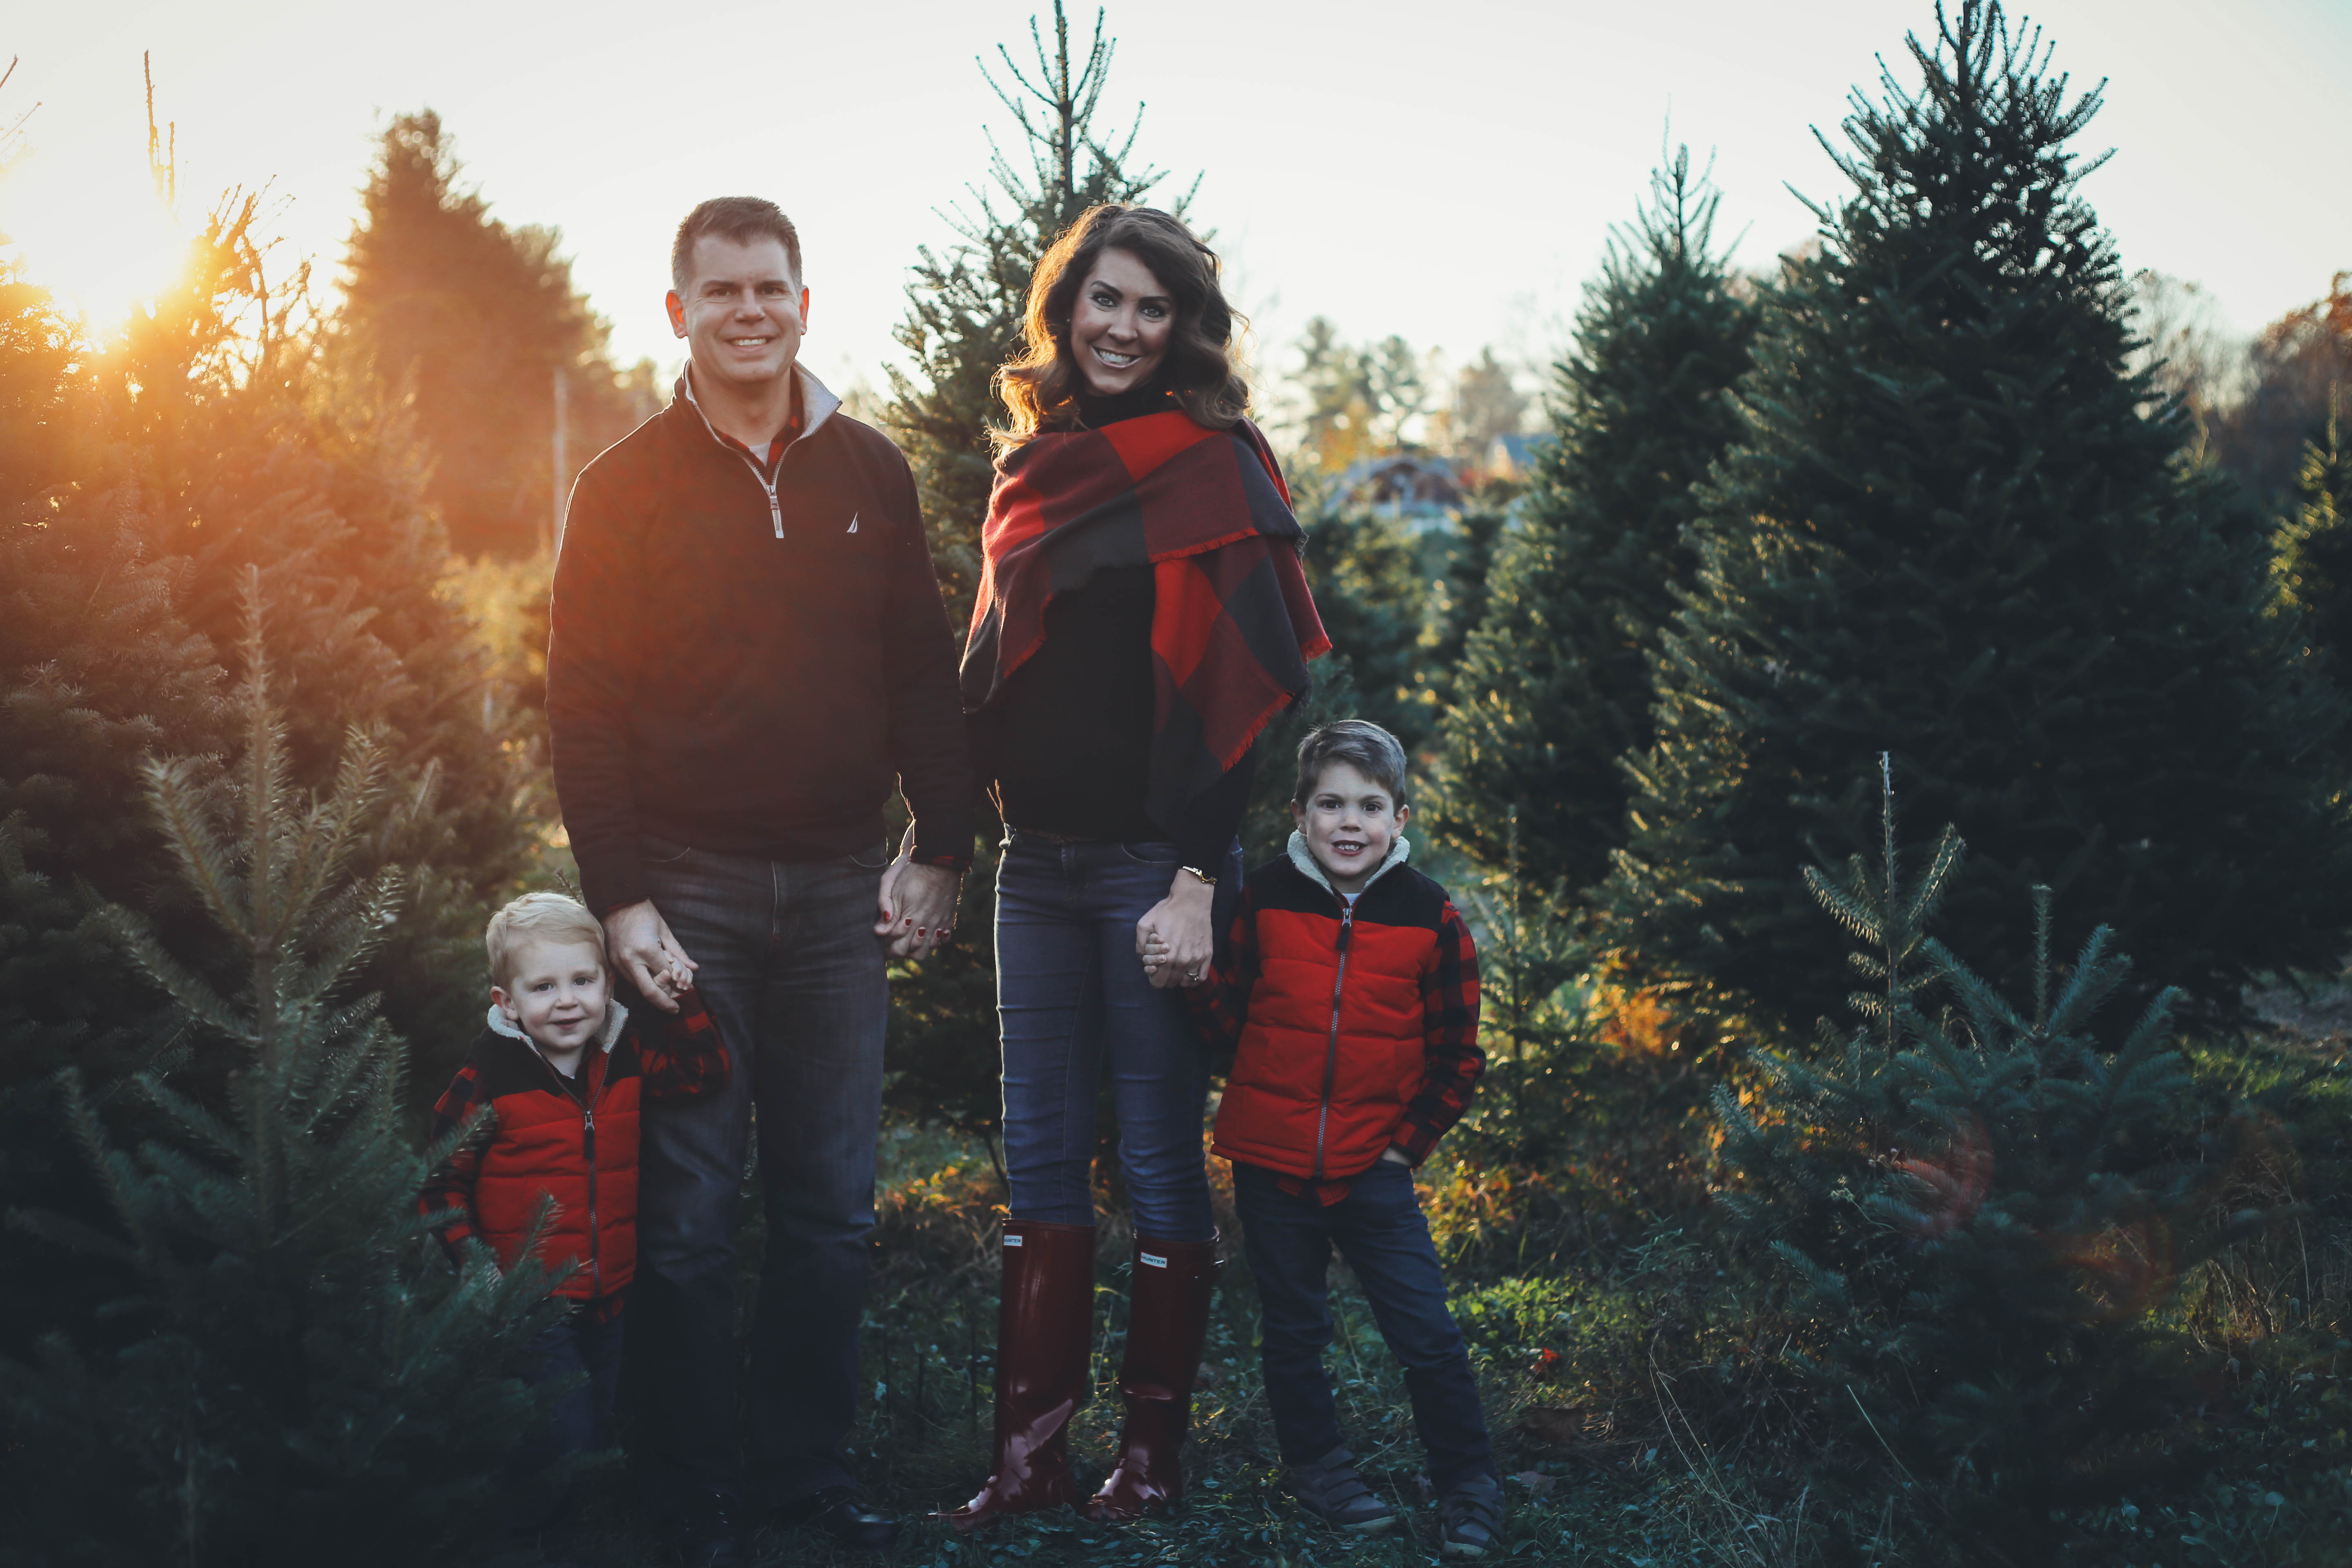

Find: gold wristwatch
<box><xmin>1179</xmin><ymin>865</ymin><xmax>1219</xmax><ymax>886</ymax></box>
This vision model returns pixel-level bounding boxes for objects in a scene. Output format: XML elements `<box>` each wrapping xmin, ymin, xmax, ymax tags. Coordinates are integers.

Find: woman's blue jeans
<box><xmin>993</xmin><ymin>830</ymin><xmax>1232</xmax><ymax>1243</ymax></box>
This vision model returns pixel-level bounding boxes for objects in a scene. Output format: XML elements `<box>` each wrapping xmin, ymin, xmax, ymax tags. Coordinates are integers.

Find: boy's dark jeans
<box><xmin>508</xmin><ymin>1306</ymin><xmax>626</xmax><ymax>1550</ymax></box>
<box><xmin>1233</xmin><ymin>1157</ymin><xmax>1496</xmax><ymax>1491</ymax></box>
<box><xmin>624</xmin><ymin>839</ymin><xmax>891</xmax><ymax>1510</ymax></box>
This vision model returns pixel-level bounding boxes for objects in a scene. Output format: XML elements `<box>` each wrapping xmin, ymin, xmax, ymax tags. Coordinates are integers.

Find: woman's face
<box><xmin>1069</xmin><ymin>246</ymin><xmax>1174</xmax><ymax>396</ymax></box>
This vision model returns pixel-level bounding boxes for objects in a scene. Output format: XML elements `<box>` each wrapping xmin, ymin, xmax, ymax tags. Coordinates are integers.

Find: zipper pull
<box><xmin>768</xmin><ymin>493</ymin><xmax>784</xmax><ymax>539</ymax></box>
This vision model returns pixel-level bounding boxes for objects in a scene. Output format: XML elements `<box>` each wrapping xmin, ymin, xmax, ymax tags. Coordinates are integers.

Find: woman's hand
<box><xmin>876</xmin><ymin>842</ymin><xmax>960</xmax><ymax>961</ymax></box>
<box><xmin>1136</xmin><ymin>872</ymin><xmax>1215</xmax><ymax>989</ymax></box>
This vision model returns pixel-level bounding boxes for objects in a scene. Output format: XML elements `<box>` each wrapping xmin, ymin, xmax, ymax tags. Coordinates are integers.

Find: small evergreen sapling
<box><xmin>1717</xmin><ymin>763</ymin><xmax>2233</xmax><ymax>1557</ymax></box>
<box><xmin>0</xmin><ymin>576</ymin><xmax>557</xmax><ymax>1568</ymax></box>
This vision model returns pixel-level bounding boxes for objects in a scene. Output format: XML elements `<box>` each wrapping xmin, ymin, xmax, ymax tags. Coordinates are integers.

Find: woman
<box><xmin>951</xmin><ymin>204</ymin><xmax>1328</xmax><ymax>1528</ymax></box>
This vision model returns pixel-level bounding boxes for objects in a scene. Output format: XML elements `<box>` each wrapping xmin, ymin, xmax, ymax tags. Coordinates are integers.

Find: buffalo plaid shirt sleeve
<box><xmin>634</xmin><ymin>988</ymin><xmax>733</xmax><ymax>1101</ymax></box>
<box><xmin>1183</xmin><ymin>887</ymin><xmax>1262</xmax><ymax>1048</ymax></box>
<box><xmin>419</xmin><ymin>1060</ymin><xmax>494</xmax><ymax>1266</ymax></box>
<box><xmin>1392</xmin><ymin>897</ymin><xmax>1484</xmax><ymax>1165</ymax></box>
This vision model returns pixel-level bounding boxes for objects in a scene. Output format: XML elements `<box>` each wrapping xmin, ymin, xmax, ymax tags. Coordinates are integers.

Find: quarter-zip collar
<box><xmin>679</xmin><ymin>362</ymin><xmax>840</xmax><ymax>464</ymax></box>
<box><xmin>1285</xmin><ymin>829</ymin><xmax>1410</xmax><ymax>904</ymax></box>
<box><xmin>678</xmin><ymin>363</ymin><xmax>842</xmax><ymax>540</ymax></box>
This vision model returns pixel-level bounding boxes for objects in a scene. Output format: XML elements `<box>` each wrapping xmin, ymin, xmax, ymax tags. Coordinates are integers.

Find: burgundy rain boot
<box><xmin>1085</xmin><ymin>1234</ymin><xmax>1223</xmax><ymax>1521</ymax></box>
<box><xmin>945</xmin><ymin>1219</ymin><xmax>1096</xmax><ymax>1532</ymax></box>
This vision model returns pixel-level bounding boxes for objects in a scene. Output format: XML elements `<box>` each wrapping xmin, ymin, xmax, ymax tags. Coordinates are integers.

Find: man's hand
<box><xmin>1381</xmin><ymin>1146</ymin><xmax>1412</xmax><ymax>1166</ymax></box>
<box><xmin>876</xmin><ymin>855</ymin><xmax>960</xmax><ymax>961</ymax></box>
<box><xmin>601</xmin><ymin>899</ymin><xmax>697</xmax><ymax>1015</ymax></box>
<box><xmin>1136</xmin><ymin>872</ymin><xmax>1215</xmax><ymax>989</ymax></box>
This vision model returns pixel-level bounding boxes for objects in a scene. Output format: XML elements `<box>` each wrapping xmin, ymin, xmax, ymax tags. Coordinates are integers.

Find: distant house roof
<box><xmin>1487</xmin><ymin>431</ymin><xmax>1553</xmax><ymax>479</ymax></box>
<box><xmin>1333</xmin><ymin>453</ymin><xmax>1463</xmax><ymax>521</ymax></box>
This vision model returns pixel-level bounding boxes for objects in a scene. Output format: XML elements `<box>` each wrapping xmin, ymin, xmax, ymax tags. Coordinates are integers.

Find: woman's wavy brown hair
<box><xmin>996</xmin><ymin>205</ymin><xmax>1250</xmax><ymax>443</ymax></box>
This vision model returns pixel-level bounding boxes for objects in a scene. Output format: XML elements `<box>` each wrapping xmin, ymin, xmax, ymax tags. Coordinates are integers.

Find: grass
<box><xmin>559</xmin><ymin>1118</ymin><xmax>1881</xmax><ymax>1568</ymax></box>
<box><xmin>555</xmin><ymin>1022</ymin><xmax>2352</xmax><ymax>1568</ymax></box>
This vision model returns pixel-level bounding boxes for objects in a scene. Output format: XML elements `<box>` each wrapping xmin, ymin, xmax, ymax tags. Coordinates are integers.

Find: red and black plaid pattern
<box><xmin>422</xmin><ymin>1056</ymin><xmax>494</xmax><ymax>1256</ymax></box>
<box><xmin>961</xmin><ymin>414</ymin><xmax>1330</xmax><ymax>831</ymax></box>
<box><xmin>630</xmin><ymin>986</ymin><xmax>728</xmax><ymax>1097</ymax></box>
<box><xmin>1396</xmin><ymin>897</ymin><xmax>1483</xmax><ymax>1165</ymax></box>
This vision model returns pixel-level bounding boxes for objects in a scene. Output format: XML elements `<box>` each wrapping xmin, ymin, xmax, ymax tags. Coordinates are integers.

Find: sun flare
<box><xmin>2</xmin><ymin>145</ymin><xmax>190</xmax><ymax>331</ymax></box>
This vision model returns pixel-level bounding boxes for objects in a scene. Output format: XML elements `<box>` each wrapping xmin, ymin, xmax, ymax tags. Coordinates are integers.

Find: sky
<box><xmin>4</xmin><ymin>0</ymin><xmax>2348</xmax><ymax>401</ymax></box>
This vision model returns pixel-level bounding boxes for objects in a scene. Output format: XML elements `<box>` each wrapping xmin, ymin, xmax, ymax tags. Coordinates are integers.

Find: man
<box><xmin>547</xmin><ymin>196</ymin><xmax>970</xmax><ymax>1564</ymax></box>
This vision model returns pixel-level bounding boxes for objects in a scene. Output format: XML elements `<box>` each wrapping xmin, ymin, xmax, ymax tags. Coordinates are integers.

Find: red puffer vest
<box><xmin>422</xmin><ymin>992</ymin><xmax>728</xmax><ymax>1301</ymax></box>
<box><xmin>1211</xmin><ymin>840</ymin><xmax>1450</xmax><ymax>1181</ymax></box>
<box><xmin>472</xmin><ymin>1027</ymin><xmax>641</xmax><ymax>1301</ymax></box>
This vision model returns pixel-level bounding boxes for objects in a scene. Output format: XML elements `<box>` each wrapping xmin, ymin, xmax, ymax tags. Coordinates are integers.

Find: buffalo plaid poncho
<box><xmin>961</xmin><ymin>412</ymin><xmax>1330</xmax><ymax>836</ymax></box>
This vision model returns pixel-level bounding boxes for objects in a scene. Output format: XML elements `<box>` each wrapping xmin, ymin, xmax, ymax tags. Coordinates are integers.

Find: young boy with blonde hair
<box><xmin>421</xmin><ymin>891</ymin><xmax>729</xmax><ymax>1566</ymax></box>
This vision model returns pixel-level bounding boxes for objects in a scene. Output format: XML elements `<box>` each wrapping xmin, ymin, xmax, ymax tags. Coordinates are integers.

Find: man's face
<box><xmin>666</xmin><ymin>234</ymin><xmax>808</xmax><ymax>392</ymax></box>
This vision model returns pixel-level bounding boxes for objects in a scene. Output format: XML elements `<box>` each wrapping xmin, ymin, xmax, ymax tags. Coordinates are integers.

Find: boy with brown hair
<box><xmin>1166</xmin><ymin>719</ymin><xmax>1501</xmax><ymax>1556</ymax></box>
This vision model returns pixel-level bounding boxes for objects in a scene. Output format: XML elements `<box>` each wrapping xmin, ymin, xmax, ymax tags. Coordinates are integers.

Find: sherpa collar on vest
<box><xmin>485</xmin><ymin>999</ymin><xmax>630</xmax><ymax>1058</ymax></box>
<box><xmin>1285</xmin><ymin>828</ymin><xmax>1410</xmax><ymax>899</ymax></box>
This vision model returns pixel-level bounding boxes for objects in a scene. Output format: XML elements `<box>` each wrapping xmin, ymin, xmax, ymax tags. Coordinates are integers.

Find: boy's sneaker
<box><xmin>1439</xmin><ymin>1472</ymin><xmax>1505</xmax><ymax>1557</ymax></box>
<box><xmin>1283</xmin><ymin>1446</ymin><xmax>1397</xmax><ymax>1535</ymax></box>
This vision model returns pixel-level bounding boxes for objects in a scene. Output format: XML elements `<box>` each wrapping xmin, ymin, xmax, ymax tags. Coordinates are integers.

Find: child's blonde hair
<box><xmin>485</xmin><ymin>891</ymin><xmax>607</xmax><ymax>989</ymax></box>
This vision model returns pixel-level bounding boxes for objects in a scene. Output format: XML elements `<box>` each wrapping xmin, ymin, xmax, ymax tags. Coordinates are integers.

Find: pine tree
<box><xmin>1295</xmin><ymin>506</ymin><xmax>1431</xmax><ymax>753</ymax></box>
<box><xmin>2</xmin><ymin>165</ymin><xmax>544</xmax><ymax>1371</ymax></box>
<box><xmin>0</xmin><ymin>578</ymin><xmax>557</xmax><ymax>1568</ymax></box>
<box><xmin>876</xmin><ymin>5</ymin><xmax>1186</xmax><ymax>1133</ymax></box>
<box><xmin>2273</xmin><ymin>399</ymin><xmax>2352</xmax><ymax>679</ymax></box>
<box><xmin>0</xmin><ymin>254</ymin><xmax>82</xmax><ymax>497</ymax></box>
<box><xmin>1715</xmin><ymin>764</ymin><xmax>2228</xmax><ymax>1557</ymax></box>
<box><xmin>882</xmin><ymin>0</ymin><xmax>1181</xmax><ymax>630</ymax></box>
<box><xmin>96</xmin><ymin>184</ymin><xmax>533</xmax><ymax>1085</ymax></box>
<box><xmin>1601</xmin><ymin>2</ymin><xmax>2352</xmax><ymax>1030</ymax></box>
<box><xmin>1434</xmin><ymin>149</ymin><xmax>1757</xmax><ymax>901</ymax></box>
<box><xmin>338</xmin><ymin>110</ymin><xmax>656</xmax><ymax>559</ymax></box>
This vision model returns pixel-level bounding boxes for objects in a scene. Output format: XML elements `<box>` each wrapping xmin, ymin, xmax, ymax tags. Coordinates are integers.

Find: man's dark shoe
<box><xmin>663</xmin><ymin>1492</ymin><xmax>747</xmax><ymax>1568</ymax></box>
<box><xmin>776</xmin><ymin>1485</ymin><xmax>900</xmax><ymax>1550</ymax></box>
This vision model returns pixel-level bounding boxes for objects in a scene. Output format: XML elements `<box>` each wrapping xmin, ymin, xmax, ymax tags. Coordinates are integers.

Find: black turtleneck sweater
<box><xmin>977</xmin><ymin>384</ymin><xmax>1259</xmax><ymax>869</ymax></box>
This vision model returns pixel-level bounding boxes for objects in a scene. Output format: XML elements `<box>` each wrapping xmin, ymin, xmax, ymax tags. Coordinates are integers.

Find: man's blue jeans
<box><xmin>626</xmin><ymin>838</ymin><xmax>891</xmax><ymax>1509</ymax></box>
<box><xmin>1233</xmin><ymin>1157</ymin><xmax>1496</xmax><ymax>1490</ymax></box>
<box><xmin>994</xmin><ymin>831</ymin><xmax>1232</xmax><ymax>1242</ymax></box>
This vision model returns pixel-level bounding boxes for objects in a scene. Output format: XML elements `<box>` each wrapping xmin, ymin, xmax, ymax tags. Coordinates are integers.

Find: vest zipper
<box><xmin>582</xmin><ymin>1093</ymin><xmax>600</xmax><ymax>1297</ymax></box>
<box><xmin>532</xmin><ymin>1042</ymin><xmax>603</xmax><ymax>1297</ymax></box>
<box><xmin>1310</xmin><ymin>902</ymin><xmax>1354</xmax><ymax>1180</ymax></box>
